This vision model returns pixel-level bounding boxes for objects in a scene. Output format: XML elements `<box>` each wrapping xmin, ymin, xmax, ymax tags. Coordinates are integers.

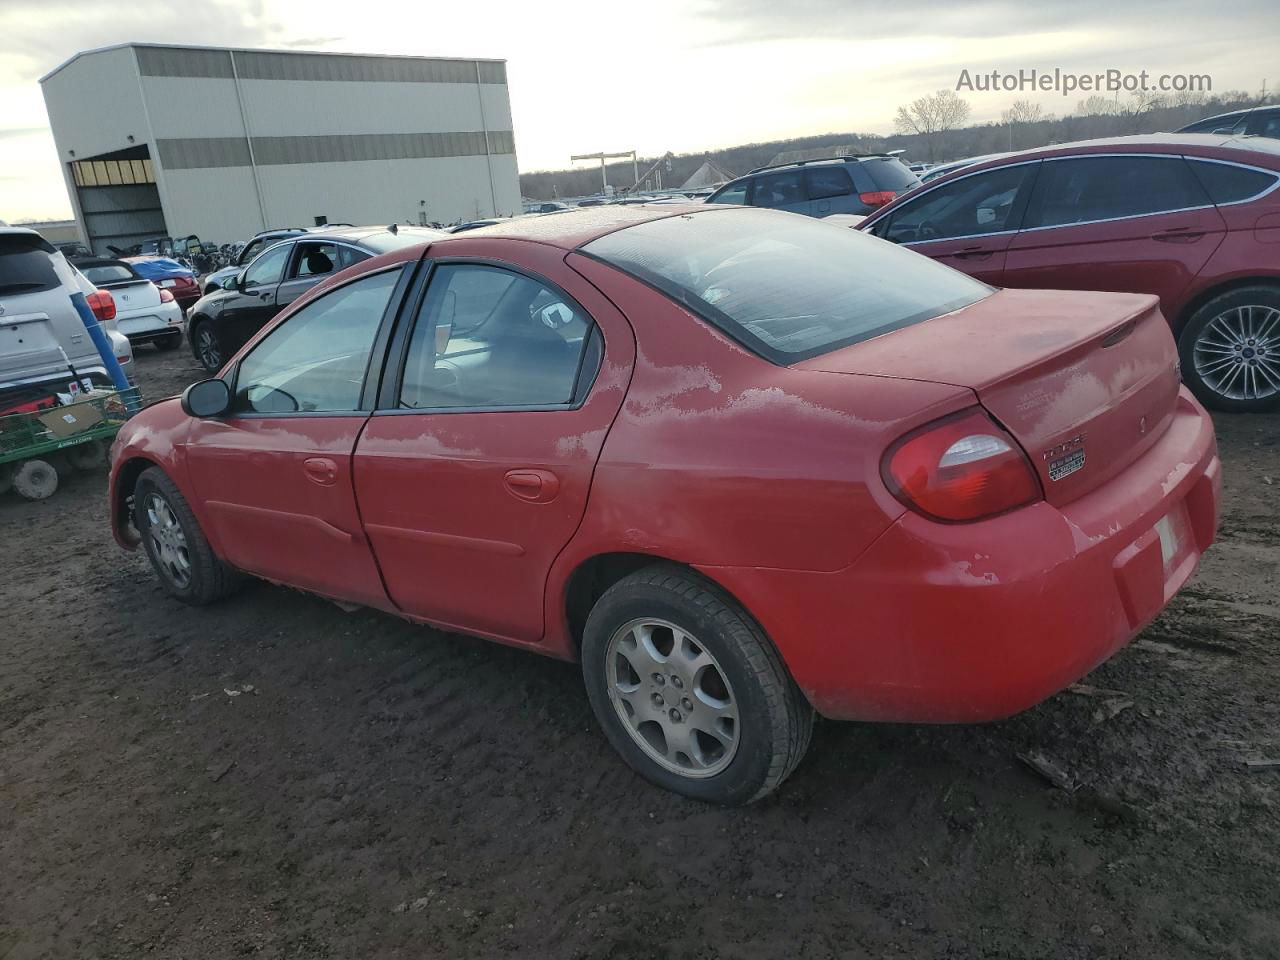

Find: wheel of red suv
<box><xmin>1179</xmin><ymin>286</ymin><xmax>1280</xmax><ymax>413</ymax></box>
<box><xmin>581</xmin><ymin>565</ymin><xmax>813</xmax><ymax>805</ymax></box>
<box><xmin>154</xmin><ymin>331</ymin><xmax>183</xmax><ymax>352</ymax></box>
<box><xmin>190</xmin><ymin>321</ymin><xmax>224</xmax><ymax>372</ymax></box>
<box><xmin>13</xmin><ymin>459</ymin><xmax>58</xmax><ymax>500</ymax></box>
<box><xmin>134</xmin><ymin>466</ymin><xmax>241</xmax><ymax>605</ymax></box>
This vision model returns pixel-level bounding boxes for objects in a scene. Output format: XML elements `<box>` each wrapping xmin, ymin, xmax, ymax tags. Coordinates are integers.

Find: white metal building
<box><xmin>40</xmin><ymin>44</ymin><xmax>520</xmax><ymax>254</ymax></box>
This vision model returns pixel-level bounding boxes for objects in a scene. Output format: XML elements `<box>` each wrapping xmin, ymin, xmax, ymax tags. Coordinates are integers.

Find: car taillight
<box><xmin>86</xmin><ymin>289</ymin><xmax>116</xmax><ymax>322</ymax></box>
<box><xmin>859</xmin><ymin>191</ymin><xmax>897</xmax><ymax>208</ymax></box>
<box><xmin>158</xmin><ymin>288</ymin><xmax>175</xmax><ymax>303</ymax></box>
<box><xmin>882</xmin><ymin>409</ymin><xmax>1042</xmax><ymax>522</ymax></box>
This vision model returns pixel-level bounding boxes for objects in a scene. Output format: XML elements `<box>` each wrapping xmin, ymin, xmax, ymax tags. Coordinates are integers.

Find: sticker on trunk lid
<box><xmin>1048</xmin><ymin>448</ymin><xmax>1085</xmax><ymax>482</ymax></box>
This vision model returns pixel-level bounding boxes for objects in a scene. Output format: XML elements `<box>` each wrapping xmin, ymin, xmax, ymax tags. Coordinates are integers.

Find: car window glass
<box><xmin>752</xmin><ymin>172</ymin><xmax>805</xmax><ymax>208</ymax></box>
<box><xmin>708</xmin><ymin>182</ymin><xmax>748</xmax><ymax>205</ymax></box>
<box><xmin>337</xmin><ymin>246</ymin><xmax>370</xmax><ymax>270</ymax></box>
<box><xmin>805</xmin><ymin>167</ymin><xmax>853</xmax><ymax>200</ymax></box>
<box><xmin>233</xmin><ymin>268</ymin><xmax>400</xmax><ymax>414</ymax></box>
<box><xmin>1186</xmin><ymin>160</ymin><xmax>1278</xmax><ymax>204</ymax></box>
<box><xmin>80</xmin><ymin>264</ymin><xmax>136</xmax><ymax>285</ymax></box>
<box><xmin>0</xmin><ymin>236</ymin><xmax>60</xmax><ymax>294</ymax></box>
<box><xmin>243</xmin><ymin>243</ymin><xmax>291</xmax><ymax>287</ymax></box>
<box><xmin>398</xmin><ymin>264</ymin><xmax>594</xmax><ymax>410</ymax></box>
<box><xmin>1255</xmin><ymin>114</ymin><xmax>1280</xmax><ymax>138</ymax></box>
<box><xmin>293</xmin><ymin>242</ymin><xmax>338</xmax><ymax>279</ymax></box>
<box><xmin>886</xmin><ymin>165</ymin><xmax>1032</xmax><ymax>243</ymax></box>
<box><xmin>1025</xmin><ymin>156</ymin><xmax>1209</xmax><ymax>228</ymax></box>
<box><xmin>240</xmin><ymin>238</ymin><xmax>267</xmax><ymax>263</ymax></box>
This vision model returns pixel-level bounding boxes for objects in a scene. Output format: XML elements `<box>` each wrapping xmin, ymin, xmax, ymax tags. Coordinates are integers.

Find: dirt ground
<box><xmin>1</xmin><ymin>345</ymin><xmax>1277</xmax><ymax>960</ymax></box>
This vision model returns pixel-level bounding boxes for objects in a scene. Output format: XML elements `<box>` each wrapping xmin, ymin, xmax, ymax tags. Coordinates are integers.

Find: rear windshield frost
<box><xmin>583</xmin><ymin>208</ymin><xmax>990</xmax><ymax>363</ymax></box>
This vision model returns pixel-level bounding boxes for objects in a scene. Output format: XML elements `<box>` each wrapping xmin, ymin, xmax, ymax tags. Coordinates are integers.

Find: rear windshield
<box><xmin>861</xmin><ymin>158</ymin><xmax>920</xmax><ymax>193</ymax></box>
<box><xmin>583</xmin><ymin>208</ymin><xmax>990</xmax><ymax>363</ymax></box>
<box><xmin>0</xmin><ymin>235</ymin><xmax>60</xmax><ymax>295</ymax></box>
<box><xmin>80</xmin><ymin>263</ymin><xmax>138</xmax><ymax>285</ymax></box>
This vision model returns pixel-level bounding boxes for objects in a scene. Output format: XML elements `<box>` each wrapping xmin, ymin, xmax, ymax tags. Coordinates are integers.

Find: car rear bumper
<box><xmin>697</xmin><ymin>387</ymin><xmax>1220</xmax><ymax>724</ymax></box>
<box><xmin>119</xmin><ymin>301</ymin><xmax>184</xmax><ymax>341</ymax></box>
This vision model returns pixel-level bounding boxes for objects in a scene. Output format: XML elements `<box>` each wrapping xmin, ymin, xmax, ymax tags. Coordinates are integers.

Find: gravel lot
<box><xmin>2</xmin><ymin>346</ymin><xmax>1277</xmax><ymax>959</ymax></box>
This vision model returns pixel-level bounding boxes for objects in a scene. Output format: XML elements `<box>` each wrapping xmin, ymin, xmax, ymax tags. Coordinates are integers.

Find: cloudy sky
<box><xmin>0</xmin><ymin>0</ymin><xmax>1273</xmax><ymax>221</ymax></box>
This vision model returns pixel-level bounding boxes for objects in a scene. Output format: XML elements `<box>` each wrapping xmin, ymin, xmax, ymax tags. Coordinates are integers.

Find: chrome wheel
<box><xmin>195</xmin><ymin>326</ymin><xmax>222</xmax><ymax>370</ymax></box>
<box><xmin>605</xmin><ymin>618</ymin><xmax>739</xmax><ymax>778</ymax></box>
<box><xmin>1193</xmin><ymin>305</ymin><xmax>1280</xmax><ymax>402</ymax></box>
<box><xmin>145</xmin><ymin>493</ymin><xmax>191</xmax><ymax>588</ymax></box>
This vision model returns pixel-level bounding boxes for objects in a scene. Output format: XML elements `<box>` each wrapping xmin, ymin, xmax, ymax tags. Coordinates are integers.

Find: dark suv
<box><xmin>1177</xmin><ymin>104</ymin><xmax>1280</xmax><ymax>139</ymax></box>
<box><xmin>705</xmin><ymin>155</ymin><xmax>920</xmax><ymax>217</ymax></box>
<box><xmin>187</xmin><ymin>225</ymin><xmax>444</xmax><ymax>371</ymax></box>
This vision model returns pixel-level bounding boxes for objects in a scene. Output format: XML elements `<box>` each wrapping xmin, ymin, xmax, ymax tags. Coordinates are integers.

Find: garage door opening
<box><xmin>70</xmin><ymin>145</ymin><xmax>168</xmax><ymax>256</ymax></box>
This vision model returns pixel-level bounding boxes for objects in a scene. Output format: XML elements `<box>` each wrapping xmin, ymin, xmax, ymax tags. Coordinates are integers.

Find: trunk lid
<box><xmin>797</xmin><ymin>288</ymin><xmax>1182</xmax><ymax>506</ymax></box>
<box><xmin>100</xmin><ymin>278</ymin><xmax>162</xmax><ymax>309</ymax></box>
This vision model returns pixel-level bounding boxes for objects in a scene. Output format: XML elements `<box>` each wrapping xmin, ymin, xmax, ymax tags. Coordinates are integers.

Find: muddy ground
<box><xmin>1</xmin><ymin>346</ymin><xmax>1277</xmax><ymax>960</ymax></box>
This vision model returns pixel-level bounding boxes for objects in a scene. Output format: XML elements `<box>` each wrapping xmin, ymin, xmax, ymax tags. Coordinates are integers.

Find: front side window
<box><xmin>1024</xmin><ymin>156</ymin><xmax>1209</xmax><ymax>229</ymax></box>
<box><xmin>243</xmin><ymin>243</ymin><xmax>291</xmax><ymax>287</ymax></box>
<box><xmin>805</xmin><ymin>167</ymin><xmax>853</xmax><ymax>200</ymax></box>
<box><xmin>233</xmin><ymin>269</ymin><xmax>400</xmax><ymax>414</ymax></box>
<box><xmin>292</xmin><ymin>242</ymin><xmax>338</xmax><ymax>279</ymax></box>
<box><xmin>708</xmin><ymin>181</ymin><xmax>748</xmax><ymax>205</ymax></box>
<box><xmin>584</xmin><ymin>208</ymin><xmax>990</xmax><ymax>364</ymax></box>
<box><xmin>398</xmin><ymin>264</ymin><xmax>595</xmax><ymax>410</ymax></box>
<box><xmin>885</xmin><ymin>164</ymin><xmax>1034</xmax><ymax>243</ymax></box>
<box><xmin>751</xmin><ymin>172</ymin><xmax>805</xmax><ymax>209</ymax></box>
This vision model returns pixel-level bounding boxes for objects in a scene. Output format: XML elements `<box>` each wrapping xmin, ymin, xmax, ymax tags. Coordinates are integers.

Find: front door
<box><xmin>354</xmin><ymin>246</ymin><xmax>635</xmax><ymax>643</ymax></box>
<box><xmin>1002</xmin><ymin>154</ymin><xmax>1226</xmax><ymax>317</ymax></box>
<box><xmin>221</xmin><ymin>240</ymin><xmax>292</xmax><ymax>350</ymax></box>
<box><xmin>185</xmin><ymin>265</ymin><xmax>407</xmax><ymax>608</ymax></box>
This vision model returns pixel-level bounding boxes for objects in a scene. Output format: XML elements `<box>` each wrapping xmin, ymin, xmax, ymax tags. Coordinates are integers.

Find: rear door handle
<box><xmin>1152</xmin><ymin>228</ymin><xmax>1205</xmax><ymax>243</ymax></box>
<box><xmin>504</xmin><ymin>469</ymin><xmax>560</xmax><ymax>503</ymax></box>
<box><xmin>303</xmin><ymin>457</ymin><xmax>338</xmax><ymax>486</ymax></box>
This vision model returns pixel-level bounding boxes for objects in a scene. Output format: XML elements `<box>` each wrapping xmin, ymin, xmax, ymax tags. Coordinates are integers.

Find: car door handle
<box><xmin>303</xmin><ymin>457</ymin><xmax>338</xmax><ymax>486</ymax></box>
<box><xmin>504</xmin><ymin>469</ymin><xmax>560</xmax><ymax>503</ymax></box>
<box><xmin>259</xmin><ymin>291</ymin><xmax>273</xmax><ymax>300</ymax></box>
<box><xmin>953</xmin><ymin>246</ymin><xmax>994</xmax><ymax>260</ymax></box>
<box><xmin>1151</xmin><ymin>228</ymin><xmax>1205</xmax><ymax>243</ymax></box>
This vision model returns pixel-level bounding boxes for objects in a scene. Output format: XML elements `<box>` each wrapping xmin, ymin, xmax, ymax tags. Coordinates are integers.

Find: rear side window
<box><xmin>1186</xmin><ymin>160</ymin><xmax>1279</xmax><ymax>204</ymax></box>
<box><xmin>1025</xmin><ymin>156</ymin><xmax>1209</xmax><ymax>228</ymax></box>
<box><xmin>584</xmin><ymin>208</ymin><xmax>990</xmax><ymax>364</ymax></box>
<box><xmin>861</xmin><ymin>158</ymin><xmax>920</xmax><ymax>193</ymax></box>
<box><xmin>805</xmin><ymin>167</ymin><xmax>853</xmax><ymax>200</ymax></box>
<box><xmin>0</xmin><ymin>236</ymin><xmax>60</xmax><ymax>295</ymax></box>
<box><xmin>751</xmin><ymin>172</ymin><xmax>805</xmax><ymax>208</ymax></box>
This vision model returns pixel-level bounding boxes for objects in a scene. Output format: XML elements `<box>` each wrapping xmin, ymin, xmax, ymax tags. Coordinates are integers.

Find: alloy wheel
<box><xmin>605</xmin><ymin>618</ymin><xmax>739</xmax><ymax>778</ymax></box>
<box><xmin>196</xmin><ymin>327</ymin><xmax>222</xmax><ymax>370</ymax></box>
<box><xmin>1193</xmin><ymin>305</ymin><xmax>1280</xmax><ymax>403</ymax></box>
<box><xmin>145</xmin><ymin>493</ymin><xmax>192</xmax><ymax>588</ymax></box>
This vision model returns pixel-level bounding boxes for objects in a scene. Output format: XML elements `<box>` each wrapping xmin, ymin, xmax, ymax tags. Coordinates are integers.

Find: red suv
<box><xmin>859</xmin><ymin>134</ymin><xmax>1280</xmax><ymax>412</ymax></box>
<box><xmin>108</xmin><ymin>206</ymin><xmax>1220</xmax><ymax>804</ymax></box>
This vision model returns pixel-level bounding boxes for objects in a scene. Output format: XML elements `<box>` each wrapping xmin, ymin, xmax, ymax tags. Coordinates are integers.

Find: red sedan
<box><xmin>858</xmin><ymin>134</ymin><xmax>1280</xmax><ymax>413</ymax></box>
<box><xmin>108</xmin><ymin>206</ymin><xmax>1220</xmax><ymax>804</ymax></box>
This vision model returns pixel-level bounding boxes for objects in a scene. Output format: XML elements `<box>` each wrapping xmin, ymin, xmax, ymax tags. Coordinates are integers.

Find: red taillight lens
<box><xmin>158</xmin><ymin>288</ymin><xmax>175</xmax><ymax>303</ymax></box>
<box><xmin>859</xmin><ymin>190</ymin><xmax>897</xmax><ymax>208</ymax></box>
<box><xmin>882</xmin><ymin>409</ymin><xmax>1042</xmax><ymax>522</ymax></box>
<box><xmin>86</xmin><ymin>289</ymin><xmax>116</xmax><ymax>322</ymax></box>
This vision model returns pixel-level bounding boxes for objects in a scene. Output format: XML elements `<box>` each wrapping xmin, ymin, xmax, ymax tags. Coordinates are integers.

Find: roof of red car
<box><xmin>955</xmin><ymin>133</ymin><xmax>1280</xmax><ymax>173</ymax></box>
<box><xmin>432</xmin><ymin>202</ymin><xmax>713</xmax><ymax>250</ymax></box>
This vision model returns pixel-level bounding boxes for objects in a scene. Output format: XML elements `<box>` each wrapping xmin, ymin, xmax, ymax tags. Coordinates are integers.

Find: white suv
<box><xmin>0</xmin><ymin>227</ymin><xmax>134</xmax><ymax>401</ymax></box>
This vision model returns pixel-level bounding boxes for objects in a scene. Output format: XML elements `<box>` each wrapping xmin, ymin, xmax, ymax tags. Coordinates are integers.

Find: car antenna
<box><xmin>388</xmin><ymin>223</ymin><xmax>398</xmax><ymax>234</ymax></box>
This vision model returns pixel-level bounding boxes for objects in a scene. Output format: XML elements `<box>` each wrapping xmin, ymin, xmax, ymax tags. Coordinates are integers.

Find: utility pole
<box><xmin>571</xmin><ymin>151</ymin><xmax>637</xmax><ymax>193</ymax></box>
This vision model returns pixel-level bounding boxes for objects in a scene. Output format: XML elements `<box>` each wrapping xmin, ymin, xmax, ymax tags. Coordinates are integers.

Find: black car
<box><xmin>1177</xmin><ymin>104</ymin><xmax>1280</xmax><ymax>139</ymax></box>
<box><xmin>201</xmin><ymin>227</ymin><xmax>309</xmax><ymax>294</ymax></box>
<box><xmin>704</xmin><ymin>155</ymin><xmax>920</xmax><ymax>218</ymax></box>
<box><xmin>186</xmin><ymin>225</ymin><xmax>445</xmax><ymax>372</ymax></box>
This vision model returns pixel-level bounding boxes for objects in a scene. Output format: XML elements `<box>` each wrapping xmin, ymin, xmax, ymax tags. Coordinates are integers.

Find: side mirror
<box><xmin>181</xmin><ymin>379</ymin><xmax>231</xmax><ymax>418</ymax></box>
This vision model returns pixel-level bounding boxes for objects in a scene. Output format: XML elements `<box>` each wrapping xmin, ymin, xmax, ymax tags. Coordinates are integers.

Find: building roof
<box><xmin>40</xmin><ymin>42</ymin><xmax>505</xmax><ymax>84</ymax></box>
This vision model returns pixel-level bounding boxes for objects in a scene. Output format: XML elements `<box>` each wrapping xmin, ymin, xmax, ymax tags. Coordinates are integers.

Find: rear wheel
<box><xmin>13</xmin><ymin>459</ymin><xmax>58</xmax><ymax>500</ymax></box>
<box><xmin>134</xmin><ymin>466</ymin><xmax>241</xmax><ymax>605</ymax></box>
<box><xmin>65</xmin><ymin>438</ymin><xmax>107</xmax><ymax>471</ymax></box>
<box><xmin>1179</xmin><ymin>286</ymin><xmax>1280</xmax><ymax>412</ymax></box>
<box><xmin>190</xmin><ymin>321</ymin><xmax>224</xmax><ymax>373</ymax></box>
<box><xmin>154</xmin><ymin>331</ymin><xmax>183</xmax><ymax>352</ymax></box>
<box><xmin>581</xmin><ymin>564</ymin><xmax>812</xmax><ymax>805</ymax></box>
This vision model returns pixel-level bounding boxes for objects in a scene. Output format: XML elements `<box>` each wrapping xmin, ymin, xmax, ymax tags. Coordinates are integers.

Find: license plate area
<box><xmin>160</xmin><ymin>279</ymin><xmax>178</xmax><ymax>288</ymax></box>
<box><xmin>1154</xmin><ymin>503</ymin><xmax>1192</xmax><ymax>578</ymax></box>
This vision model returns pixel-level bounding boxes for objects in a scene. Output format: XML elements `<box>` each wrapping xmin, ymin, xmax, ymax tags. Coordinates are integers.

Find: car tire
<box><xmin>65</xmin><ymin>438</ymin><xmax>107</xmax><ymax>471</ymax></box>
<box><xmin>12</xmin><ymin>459</ymin><xmax>58</xmax><ymax>500</ymax></box>
<box><xmin>134</xmin><ymin>466</ymin><xmax>241</xmax><ymax>605</ymax></box>
<box><xmin>581</xmin><ymin>564</ymin><xmax>813</xmax><ymax>805</ymax></box>
<box><xmin>190</xmin><ymin>321</ymin><xmax>224</xmax><ymax>373</ymax></box>
<box><xmin>154</xmin><ymin>331</ymin><xmax>183</xmax><ymax>352</ymax></box>
<box><xmin>1178</xmin><ymin>286</ymin><xmax>1280</xmax><ymax>413</ymax></box>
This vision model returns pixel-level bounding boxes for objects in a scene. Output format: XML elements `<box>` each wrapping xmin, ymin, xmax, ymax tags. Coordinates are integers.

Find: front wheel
<box><xmin>1179</xmin><ymin>286</ymin><xmax>1280</xmax><ymax>413</ymax></box>
<box><xmin>134</xmin><ymin>467</ymin><xmax>241</xmax><ymax>605</ymax></box>
<box><xmin>190</xmin><ymin>321</ymin><xmax>225</xmax><ymax>373</ymax></box>
<box><xmin>581</xmin><ymin>565</ymin><xmax>813</xmax><ymax>805</ymax></box>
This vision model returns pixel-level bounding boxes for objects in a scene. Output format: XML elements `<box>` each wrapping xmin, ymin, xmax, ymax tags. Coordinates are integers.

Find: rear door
<box><xmin>749</xmin><ymin>170</ymin><xmax>812</xmax><ymax>216</ymax></box>
<box><xmin>184</xmin><ymin>265</ymin><xmax>408</xmax><ymax>608</ymax></box>
<box><xmin>353</xmin><ymin>242</ymin><xmax>635</xmax><ymax>643</ymax></box>
<box><xmin>805</xmin><ymin>166</ymin><xmax>855</xmax><ymax>217</ymax></box>
<box><xmin>872</xmin><ymin>161</ymin><xmax>1039</xmax><ymax>285</ymax></box>
<box><xmin>1003</xmin><ymin>154</ymin><xmax>1226</xmax><ymax>318</ymax></box>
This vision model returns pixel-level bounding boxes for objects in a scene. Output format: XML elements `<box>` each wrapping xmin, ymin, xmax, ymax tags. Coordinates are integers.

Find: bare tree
<box><xmin>894</xmin><ymin>90</ymin><xmax>972</xmax><ymax>135</ymax></box>
<box><xmin>1001</xmin><ymin>99</ymin><xmax>1045</xmax><ymax>124</ymax></box>
<box><xmin>1076</xmin><ymin>95</ymin><xmax>1119</xmax><ymax>116</ymax></box>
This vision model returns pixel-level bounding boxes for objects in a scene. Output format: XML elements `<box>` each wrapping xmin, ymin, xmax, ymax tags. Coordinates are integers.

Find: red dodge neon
<box><xmin>109</xmin><ymin>206</ymin><xmax>1220</xmax><ymax>804</ymax></box>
